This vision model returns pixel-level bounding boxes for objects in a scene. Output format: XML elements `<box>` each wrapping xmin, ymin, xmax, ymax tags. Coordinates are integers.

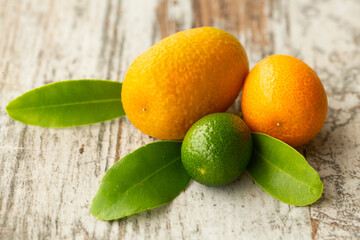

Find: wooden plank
<box><xmin>0</xmin><ymin>0</ymin><xmax>359</xmax><ymax>239</ymax></box>
<box><xmin>288</xmin><ymin>1</ymin><xmax>360</xmax><ymax>239</ymax></box>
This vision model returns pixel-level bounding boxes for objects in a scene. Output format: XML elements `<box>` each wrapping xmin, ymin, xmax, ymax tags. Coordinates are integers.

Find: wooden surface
<box><xmin>1</xmin><ymin>0</ymin><xmax>360</xmax><ymax>239</ymax></box>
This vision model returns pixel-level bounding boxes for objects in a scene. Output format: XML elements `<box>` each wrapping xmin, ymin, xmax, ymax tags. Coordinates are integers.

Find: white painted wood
<box><xmin>0</xmin><ymin>0</ymin><xmax>359</xmax><ymax>239</ymax></box>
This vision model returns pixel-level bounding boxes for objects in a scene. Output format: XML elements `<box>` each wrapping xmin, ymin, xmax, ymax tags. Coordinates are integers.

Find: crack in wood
<box><xmin>309</xmin><ymin>206</ymin><xmax>319</xmax><ymax>240</ymax></box>
<box><xmin>114</xmin><ymin>118</ymin><xmax>123</xmax><ymax>164</ymax></box>
<box><xmin>1</xmin><ymin>125</ymin><xmax>27</xmax><ymax>228</ymax></box>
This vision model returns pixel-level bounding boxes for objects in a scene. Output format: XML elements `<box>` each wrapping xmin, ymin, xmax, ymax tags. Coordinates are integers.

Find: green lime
<box><xmin>181</xmin><ymin>113</ymin><xmax>252</xmax><ymax>186</ymax></box>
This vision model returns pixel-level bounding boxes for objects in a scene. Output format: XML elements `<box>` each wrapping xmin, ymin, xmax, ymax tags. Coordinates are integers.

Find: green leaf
<box><xmin>247</xmin><ymin>133</ymin><xmax>323</xmax><ymax>206</ymax></box>
<box><xmin>6</xmin><ymin>79</ymin><xmax>125</xmax><ymax>127</ymax></box>
<box><xmin>90</xmin><ymin>141</ymin><xmax>190</xmax><ymax>221</ymax></box>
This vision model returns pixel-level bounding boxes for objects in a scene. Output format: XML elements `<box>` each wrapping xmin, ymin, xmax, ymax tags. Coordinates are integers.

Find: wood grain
<box><xmin>1</xmin><ymin>0</ymin><xmax>360</xmax><ymax>239</ymax></box>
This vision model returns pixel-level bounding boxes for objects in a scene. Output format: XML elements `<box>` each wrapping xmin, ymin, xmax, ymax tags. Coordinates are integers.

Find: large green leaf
<box><xmin>90</xmin><ymin>141</ymin><xmax>190</xmax><ymax>221</ymax></box>
<box><xmin>247</xmin><ymin>133</ymin><xmax>323</xmax><ymax>206</ymax></box>
<box><xmin>6</xmin><ymin>79</ymin><xmax>125</xmax><ymax>127</ymax></box>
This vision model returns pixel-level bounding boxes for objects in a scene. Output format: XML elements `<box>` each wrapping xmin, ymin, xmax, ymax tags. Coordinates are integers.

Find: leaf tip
<box><xmin>89</xmin><ymin>201</ymin><xmax>102</xmax><ymax>219</ymax></box>
<box><xmin>5</xmin><ymin>100</ymin><xmax>16</xmax><ymax>119</ymax></box>
<box><xmin>5</xmin><ymin>99</ymin><xmax>13</xmax><ymax>111</ymax></box>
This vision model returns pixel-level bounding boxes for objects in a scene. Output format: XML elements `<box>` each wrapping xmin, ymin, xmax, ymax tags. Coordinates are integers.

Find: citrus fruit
<box><xmin>241</xmin><ymin>55</ymin><xmax>328</xmax><ymax>147</ymax></box>
<box><xmin>181</xmin><ymin>113</ymin><xmax>252</xmax><ymax>186</ymax></box>
<box><xmin>121</xmin><ymin>27</ymin><xmax>249</xmax><ymax>140</ymax></box>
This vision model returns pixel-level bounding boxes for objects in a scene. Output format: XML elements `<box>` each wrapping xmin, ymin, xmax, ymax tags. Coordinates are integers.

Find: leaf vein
<box><xmin>7</xmin><ymin>98</ymin><xmax>122</xmax><ymax>111</ymax></box>
<box><xmin>254</xmin><ymin>150</ymin><xmax>316</xmax><ymax>190</ymax></box>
